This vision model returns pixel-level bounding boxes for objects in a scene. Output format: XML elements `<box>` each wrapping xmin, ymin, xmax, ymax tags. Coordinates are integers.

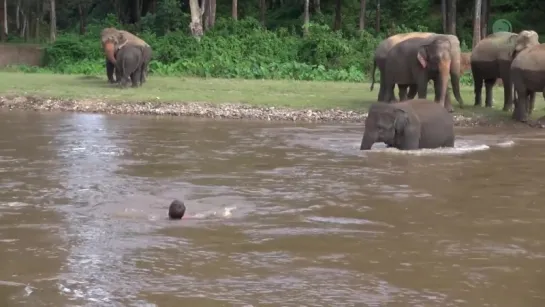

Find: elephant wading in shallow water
<box><xmin>101</xmin><ymin>27</ymin><xmax>152</xmax><ymax>85</ymax></box>
<box><xmin>470</xmin><ymin>30</ymin><xmax>539</xmax><ymax>110</ymax></box>
<box><xmin>511</xmin><ymin>44</ymin><xmax>545</xmax><ymax>122</ymax></box>
<box><xmin>360</xmin><ymin>99</ymin><xmax>455</xmax><ymax>151</ymax></box>
<box><xmin>382</xmin><ymin>34</ymin><xmax>464</xmax><ymax>112</ymax></box>
<box><xmin>370</xmin><ymin>32</ymin><xmax>434</xmax><ymax>102</ymax></box>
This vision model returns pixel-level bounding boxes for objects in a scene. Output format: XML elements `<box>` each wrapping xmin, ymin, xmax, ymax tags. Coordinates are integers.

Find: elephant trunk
<box><xmin>360</xmin><ymin>130</ymin><xmax>377</xmax><ymax>150</ymax></box>
<box><xmin>450</xmin><ymin>58</ymin><xmax>464</xmax><ymax>107</ymax></box>
<box><xmin>438</xmin><ymin>59</ymin><xmax>451</xmax><ymax>108</ymax></box>
<box><xmin>104</xmin><ymin>41</ymin><xmax>117</xmax><ymax>64</ymax></box>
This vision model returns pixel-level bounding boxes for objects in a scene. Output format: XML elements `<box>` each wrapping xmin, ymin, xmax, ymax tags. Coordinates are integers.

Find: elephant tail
<box><xmin>370</xmin><ymin>59</ymin><xmax>377</xmax><ymax>91</ymax></box>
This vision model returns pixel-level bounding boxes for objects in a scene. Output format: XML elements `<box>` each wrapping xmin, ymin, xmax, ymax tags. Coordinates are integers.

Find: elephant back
<box><xmin>376</xmin><ymin>32</ymin><xmax>435</xmax><ymax>58</ymax></box>
<box><xmin>100</xmin><ymin>27</ymin><xmax>149</xmax><ymax>49</ymax></box>
<box><xmin>511</xmin><ymin>43</ymin><xmax>545</xmax><ymax>70</ymax></box>
<box><xmin>472</xmin><ymin>30</ymin><xmax>538</xmax><ymax>62</ymax></box>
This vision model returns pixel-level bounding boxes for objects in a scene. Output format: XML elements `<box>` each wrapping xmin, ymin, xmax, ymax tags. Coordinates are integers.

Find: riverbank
<box><xmin>0</xmin><ymin>72</ymin><xmax>541</xmax><ymax>126</ymax></box>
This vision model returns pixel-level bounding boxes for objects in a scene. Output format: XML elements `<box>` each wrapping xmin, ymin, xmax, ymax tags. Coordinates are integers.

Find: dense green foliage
<box><xmin>6</xmin><ymin>0</ymin><xmax>545</xmax><ymax>83</ymax></box>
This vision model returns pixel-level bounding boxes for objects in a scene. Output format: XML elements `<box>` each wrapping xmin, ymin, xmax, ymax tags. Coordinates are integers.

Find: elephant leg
<box><xmin>502</xmin><ymin>77</ymin><xmax>514</xmax><ymax>112</ymax></box>
<box><xmin>484</xmin><ymin>78</ymin><xmax>495</xmax><ymax>108</ymax></box>
<box><xmin>106</xmin><ymin>59</ymin><xmax>116</xmax><ymax>83</ymax></box>
<box><xmin>407</xmin><ymin>85</ymin><xmax>418</xmax><ymax>99</ymax></box>
<box><xmin>528</xmin><ymin>92</ymin><xmax>536</xmax><ymax>115</ymax></box>
<box><xmin>131</xmin><ymin>68</ymin><xmax>142</xmax><ymax>88</ymax></box>
<box><xmin>398</xmin><ymin>85</ymin><xmax>409</xmax><ymax>101</ymax></box>
<box><xmin>115</xmin><ymin>68</ymin><xmax>122</xmax><ymax>84</ymax></box>
<box><xmin>512</xmin><ymin>88</ymin><xmax>529</xmax><ymax>122</ymax></box>
<box><xmin>416</xmin><ymin>75</ymin><xmax>428</xmax><ymax>99</ymax></box>
<box><xmin>474</xmin><ymin>77</ymin><xmax>483</xmax><ymax>107</ymax></box>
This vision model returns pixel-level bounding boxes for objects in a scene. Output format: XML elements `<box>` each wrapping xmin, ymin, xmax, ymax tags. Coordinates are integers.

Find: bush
<box><xmin>36</xmin><ymin>16</ymin><xmax>473</xmax><ymax>84</ymax></box>
<box><xmin>36</xmin><ymin>17</ymin><xmax>404</xmax><ymax>82</ymax></box>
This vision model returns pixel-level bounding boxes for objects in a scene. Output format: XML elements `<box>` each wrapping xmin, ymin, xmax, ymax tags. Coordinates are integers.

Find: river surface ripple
<box><xmin>0</xmin><ymin>110</ymin><xmax>544</xmax><ymax>306</ymax></box>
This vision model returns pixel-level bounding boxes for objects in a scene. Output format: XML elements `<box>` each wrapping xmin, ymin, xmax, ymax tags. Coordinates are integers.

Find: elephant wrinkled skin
<box><xmin>115</xmin><ymin>44</ymin><xmax>144</xmax><ymax>88</ymax></box>
<box><xmin>382</xmin><ymin>34</ymin><xmax>464</xmax><ymax>112</ymax></box>
<box><xmin>470</xmin><ymin>30</ymin><xmax>539</xmax><ymax>110</ymax></box>
<box><xmin>370</xmin><ymin>32</ymin><xmax>434</xmax><ymax>102</ymax></box>
<box><xmin>360</xmin><ymin>99</ymin><xmax>455</xmax><ymax>151</ymax></box>
<box><xmin>101</xmin><ymin>27</ymin><xmax>152</xmax><ymax>85</ymax></box>
<box><xmin>511</xmin><ymin>44</ymin><xmax>545</xmax><ymax>122</ymax></box>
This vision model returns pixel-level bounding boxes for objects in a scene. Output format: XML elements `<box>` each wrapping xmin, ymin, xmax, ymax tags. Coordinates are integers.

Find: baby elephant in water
<box><xmin>360</xmin><ymin>99</ymin><xmax>455</xmax><ymax>150</ymax></box>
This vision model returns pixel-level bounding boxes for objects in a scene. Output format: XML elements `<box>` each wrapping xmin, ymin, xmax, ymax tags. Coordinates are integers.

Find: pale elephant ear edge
<box><xmin>417</xmin><ymin>51</ymin><xmax>427</xmax><ymax>68</ymax></box>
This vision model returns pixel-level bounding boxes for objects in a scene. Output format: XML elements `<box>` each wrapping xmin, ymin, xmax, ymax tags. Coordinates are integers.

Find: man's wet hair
<box><xmin>168</xmin><ymin>199</ymin><xmax>186</xmax><ymax>220</ymax></box>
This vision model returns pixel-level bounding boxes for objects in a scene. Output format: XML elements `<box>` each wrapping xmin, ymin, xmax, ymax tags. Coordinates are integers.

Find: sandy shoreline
<box><xmin>0</xmin><ymin>95</ymin><xmax>515</xmax><ymax>127</ymax></box>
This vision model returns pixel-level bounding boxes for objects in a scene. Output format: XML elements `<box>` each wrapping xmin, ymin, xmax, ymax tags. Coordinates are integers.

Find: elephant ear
<box><xmin>393</xmin><ymin>109</ymin><xmax>409</xmax><ymax>133</ymax></box>
<box><xmin>417</xmin><ymin>46</ymin><xmax>428</xmax><ymax>68</ymax></box>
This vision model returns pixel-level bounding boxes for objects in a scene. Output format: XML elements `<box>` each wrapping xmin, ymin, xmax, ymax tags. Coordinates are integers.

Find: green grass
<box><xmin>0</xmin><ymin>72</ymin><xmax>543</xmax><ymax>121</ymax></box>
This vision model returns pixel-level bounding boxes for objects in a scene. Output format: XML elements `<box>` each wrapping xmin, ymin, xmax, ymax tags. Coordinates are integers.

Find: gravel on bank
<box><xmin>0</xmin><ymin>95</ymin><xmax>514</xmax><ymax>127</ymax></box>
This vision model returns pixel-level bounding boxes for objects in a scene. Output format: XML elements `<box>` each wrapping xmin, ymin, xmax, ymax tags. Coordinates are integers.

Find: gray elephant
<box><xmin>115</xmin><ymin>43</ymin><xmax>144</xmax><ymax>88</ymax></box>
<box><xmin>470</xmin><ymin>30</ymin><xmax>539</xmax><ymax>110</ymax></box>
<box><xmin>360</xmin><ymin>99</ymin><xmax>455</xmax><ymax>151</ymax></box>
<box><xmin>370</xmin><ymin>32</ymin><xmax>434</xmax><ymax>101</ymax></box>
<box><xmin>382</xmin><ymin>34</ymin><xmax>464</xmax><ymax>112</ymax></box>
<box><xmin>101</xmin><ymin>28</ymin><xmax>153</xmax><ymax>86</ymax></box>
<box><xmin>510</xmin><ymin>43</ymin><xmax>545</xmax><ymax>122</ymax></box>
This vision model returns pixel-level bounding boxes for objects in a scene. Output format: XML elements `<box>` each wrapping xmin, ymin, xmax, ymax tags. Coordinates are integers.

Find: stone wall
<box><xmin>0</xmin><ymin>44</ymin><xmax>44</xmax><ymax>67</ymax></box>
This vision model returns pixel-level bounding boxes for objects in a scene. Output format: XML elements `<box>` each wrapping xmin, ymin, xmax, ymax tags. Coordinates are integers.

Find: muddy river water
<box><xmin>0</xmin><ymin>110</ymin><xmax>545</xmax><ymax>306</ymax></box>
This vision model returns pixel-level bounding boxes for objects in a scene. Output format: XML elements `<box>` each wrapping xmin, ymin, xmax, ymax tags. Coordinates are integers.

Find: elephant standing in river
<box><xmin>511</xmin><ymin>43</ymin><xmax>545</xmax><ymax>122</ymax></box>
<box><xmin>470</xmin><ymin>30</ymin><xmax>539</xmax><ymax>110</ymax></box>
<box><xmin>382</xmin><ymin>34</ymin><xmax>464</xmax><ymax>112</ymax></box>
<box><xmin>360</xmin><ymin>99</ymin><xmax>455</xmax><ymax>151</ymax></box>
<box><xmin>370</xmin><ymin>32</ymin><xmax>434</xmax><ymax>102</ymax></box>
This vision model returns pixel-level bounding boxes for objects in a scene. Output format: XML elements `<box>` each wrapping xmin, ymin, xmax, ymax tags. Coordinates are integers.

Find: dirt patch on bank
<box><xmin>0</xmin><ymin>95</ymin><xmax>528</xmax><ymax>127</ymax></box>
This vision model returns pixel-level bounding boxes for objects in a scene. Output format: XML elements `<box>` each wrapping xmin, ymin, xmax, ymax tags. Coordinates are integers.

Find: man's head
<box><xmin>168</xmin><ymin>199</ymin><xmax>186</xmax><ymax>220</ymax></box>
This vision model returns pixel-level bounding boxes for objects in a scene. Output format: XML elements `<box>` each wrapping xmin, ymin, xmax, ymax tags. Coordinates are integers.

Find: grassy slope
<box><xmin>0</xmin><ymin>72</ymin><xmax>543</xmax><ymax>120</ymax></box>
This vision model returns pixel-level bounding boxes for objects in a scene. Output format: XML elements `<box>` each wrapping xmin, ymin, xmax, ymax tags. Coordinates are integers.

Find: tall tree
<box><xmin>49</xmin><ymin>0</ymin><xmax>57</xmax><ymax>42</ymax></box>
<box><xmin>2</xmin><ymin>0</ymin><xmax>7</xmax><ymax>41</ymax></box>
<box><xmin>480</xmin><ymin>0</ymin><xmax>490</xmax><ymax>39</ymax></box>
<box><xmin>447</xmin><ymin>0</ymin><xmax>456</xmax><ymax>35</ymax></box>
<box><xmin>472</xmin><ymin>0</ymin><xmax>481</xmax><ymax>47</ymax></box>
<box><xmin>232</xmin><ymin>0</ymin><xmax>237</xmax><ymax>20</ymax></box>
<box><xmin>303</xmin><ymin>0</ymin><xmax>309</xmax><ymax>35</ymax></box>
<box><xmin>259</xmin><ymin>0</ymin><xmax>266</xmax><ymax>26</ymax></box>
<box><xmin>359</xmin><ymin>0</ymin><xmax>366</xmax><ymax>31</ymax></box>
<box><xmin>189</xmin><ymin>0</ymin><xmax>204</xmax><ymax>39</ymax></box>
<box><xmin>375</xmin><ymin>0</ymin><xmax>380</xmax><ymax>33</ymax></box>
<box><xmin>333</xmin><ymin>0</ymin><xmax>341</xmax><ymax>30</ymax></box>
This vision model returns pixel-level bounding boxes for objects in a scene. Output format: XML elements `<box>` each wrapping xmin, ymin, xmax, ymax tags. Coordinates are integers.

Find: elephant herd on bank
<box><xmin>360</xmin><ymin>29</ymin><xmax>545</xmax><ymax>150</ymax></box>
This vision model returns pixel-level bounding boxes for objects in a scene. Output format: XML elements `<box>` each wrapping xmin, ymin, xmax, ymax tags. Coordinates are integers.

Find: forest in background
<box><xmin>0</xmin><ymin>0</ymin><xmax>543</xmax><ymax>82</ymax></box>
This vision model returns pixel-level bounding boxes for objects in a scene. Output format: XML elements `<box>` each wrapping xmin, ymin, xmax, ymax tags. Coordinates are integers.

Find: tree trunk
<box><xmin>16</xmin><ymin>0</ymin><xmax>21</xmax><ymax>31</ymax></box>
<box><xmin>472</xmin><ymin>0</ymin><xmax>481</xmax><ymax>48</ymax></box>
<box><xmin>333</xmin><ymin>0</ymin><xmax>341</xmax><ymax>31</ymax></box>
<box><xmin>359</xmin><ymin>0</ymin><xmax>366</xmax><ymax>31</ymax></box>
<box><xmin>375</xmin><ymin>0</ymin><xmax>380</xmax><ymax>33</ymax></box>
<box><xmin>447</xmin><ymin>0</ymin><xmax>456</xmax><ymax>35</ymax></box>
<box><xmin>50</xmin><ymin>0</ymin><xmax>56</xmax><ymax>42</ymax></box>
<box><xmin>78</xmin><ymin>3</ymin><xmax>86</xmax><ymax>35</ymax></box>
<box><xmin>259</xmin><ymin>0</ymin><xmax>266</xmax><ymax>26</ymax></box>
<box><xmin>232</xmin><ymin>0</ymin><xmax>237</xmax><ymax>20</ymax></box>
<box><xmin>2</xmin><ymin>0</ymin><xmax>7</xmax><ymax>41</ymax></box>
<box><xmin>441</xmin><ymin>0</ymin><xmax>447</xmax><ymax>33</ymax></box>
<box><xmin>210</xmin><ymin>0</ymin><xmax>216</xmax><ymax>28</ymax></box>
<box><xmin>303</xmin><ymin>0</ymin><xmax>309</xmax><ymax>35</ymax></box>
<box><xmin>314</xmin><ymin>0</ymin><xmax>320</xmax><ymax>14</ymax></box>
<box><xmin>189</xmin><ymin>0</ymin><xmax>204</xmax><ymax>39</ymax></box>
<box><xmin>480</xmin><ymin>0</ymin><xmax>489</xmax><ymax>39</ymax></box>
<box><xmin>35</xmin><ymin>0</ymin><xmax>40</xmax><ymax>40</ymax></box>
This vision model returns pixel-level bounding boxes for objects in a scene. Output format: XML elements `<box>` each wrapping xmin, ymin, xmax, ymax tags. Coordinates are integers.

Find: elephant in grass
<box><xmin>511</xmin><ymin>43</ymin><xmax>545</xmax><ymax>122</ymax></box>
<box><xmin>101</xmin><ymin>27</ymin><xmax>153</xmax><ymax>85</ymax></box>
<box><xmin>382</xmin><ymin>34</ymin><xmax>464</xmax><ymax>112</ymax></box>
<box><xmin>360</xmin><ymin>99</ymin><xmax>455</xmax><ymax>151</ymax></box>
<box><xmin>115</xmin><ymin>43</ymin><xmax>145</xmax><ymax>88</ymax></box>
<box><xmin>470</xmin><ymin>30</ymin><xmax>539</xmax><ymax>110</ymax></box>
<box><xmin>370</xmin><ymin>32</ymin><xmax>435</xmax><ymax>102</ymax></box>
